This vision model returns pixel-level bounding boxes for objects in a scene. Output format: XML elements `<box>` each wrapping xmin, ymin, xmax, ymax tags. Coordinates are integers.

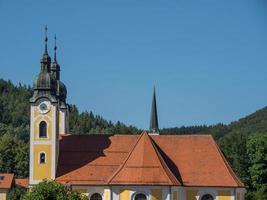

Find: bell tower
<box><xmin>29</xmin><ymin>27</ymin><xmax>69</xmax><ymax>186</ymax></box>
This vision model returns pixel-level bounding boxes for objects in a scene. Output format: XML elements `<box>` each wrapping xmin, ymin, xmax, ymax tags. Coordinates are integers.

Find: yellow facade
<box><xmin>33</xmin><ymin>117</ymin><xmax>52</xmax><ymax>141</ymax></box>
<box><xmin>218</xmin><ymin>191</ymin><xmax>231</xmax><ymax>200</ymax></box>
<box><xmin>237</xmin><ymin>192</ymin><xmax>240</xmax><ymax>200</ymax></box>
<box><xmin>0</xmin><ymin>194</ymin><xmax>6</xmax><ymax>200</ymax></box>
<box><xmin>105</xmin><ymin>190</ymin><xmax>110</xmax><ymax>200</ymax></box>
<box><xmin>151</xmin><ymin>188</ymin><xmax>162</xmax><ymax>200</ymax></box>
<box><xmin>186</xmin><ymin>190</ymin><xmax>197</xmax><ymax>200</ymax></box>
<box><xmin>33</xmin><ymin>107</ymin><xmax>53</xmax><ymax>141</ymax></box>
<box><xmin>33</xmin><ymin>144</ymin><xmax>52</xmax><ymax>180</ymax></box>
<box><xmin>173</xmin><ymin>191</ymin><xmax>178</xmax><ymax>200</ymax></box>
<box><xmin>119</xmin><ymin>189</ymin><xmax>130</xmax><ymax>200</ymax></box>
<box><xmin>0</xmin><ymin>189</ymin><xmax>7</xmax><ymax>200</ymax></box>
<box><xmin>59</xmin><ymin>111</ymin><xmax>63</xmax><ymax>134</ymax></box>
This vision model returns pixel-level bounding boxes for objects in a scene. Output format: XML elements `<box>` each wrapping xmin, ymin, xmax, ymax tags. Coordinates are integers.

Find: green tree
<box><xmin>22</xmin><ymin>180</ymin><xmax>87</xmax><ymax>200</ymax></box>
<box><xmin>0</xmin><ymin>135</ymin><xmax>29</xmax><ymax>177</ymax></box>
<box><xmin>254</xmin><ymin>185</ymin><xmax>267</xmax><ymax>200</ymax></box>
<box><xmin>246</xmin><ymin>133</ymin><xmax>267</xmax><ymax>189</ymax></box>
<box><xmin>8</xmin><ymin>185</ymin><xmax>27</xmax><ymax>200</ymax></box>
<box><xmin>218</xmin><ymin>131</ymin><xmax>251</xmax><ymax>187</ymax></box>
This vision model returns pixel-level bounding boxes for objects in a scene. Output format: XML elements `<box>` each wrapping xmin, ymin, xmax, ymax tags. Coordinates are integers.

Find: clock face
<box><xmin>38</xmin><ymin>102</ymin><xmax>50</xmax><ymax>114</ymax></box>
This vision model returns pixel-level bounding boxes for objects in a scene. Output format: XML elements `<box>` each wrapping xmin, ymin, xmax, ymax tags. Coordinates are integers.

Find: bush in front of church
<box><xmin>22</xmin><ymin>180</ymin><xmax>87</xmax><ymax>200</ymax></box>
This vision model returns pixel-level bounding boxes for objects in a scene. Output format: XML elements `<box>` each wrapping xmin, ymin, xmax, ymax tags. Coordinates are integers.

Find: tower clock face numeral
<box><xmin>38</xmin><ymin>102</ymin><xmax>50</xmax><ymax>114</ymax></box>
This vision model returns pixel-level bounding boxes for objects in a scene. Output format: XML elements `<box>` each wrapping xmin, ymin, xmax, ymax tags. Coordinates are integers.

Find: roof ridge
<box><xmin>148</xmin><ymin>135</ymin><xmax>181</xmax><ymax>185</ymax></box>
<box><xmin>107</xmin><ymin>132</ymin><xmax>181</xmax><ymax>185</ymax></box>
<box><xmin>106</xmin><ymin>131</ymin><xmax>146</xmax><ymax>184</ymax></box>
<box><xmin>211</xmin><ymin>137</ymin><xmax>244</xmax><ymax>187</ymax></box>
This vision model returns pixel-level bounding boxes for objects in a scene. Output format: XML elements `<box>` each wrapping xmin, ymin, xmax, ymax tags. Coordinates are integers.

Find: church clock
<box><xmin>38</xmin><ymin>101</ymin><xmax>50</xmax><ymax>114</ymax></box>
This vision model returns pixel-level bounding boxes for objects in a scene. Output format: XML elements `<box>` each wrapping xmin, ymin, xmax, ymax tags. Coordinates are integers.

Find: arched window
<box><xmin>90</xmin><ymin>193</ymin><xmax>102</xmax><ymax>200</ymax></box>
<box><xmin>39</xmin><ymin>152</ymin><xmax>46</xmax><ymax>164</ymax></box>
<box><xmin>134</xmin><ymin>193</ymin><xmax>147</xmax><ymax>200</ymax></box>
<box><xmin>39</xmin><ymin>121</ymin><xmax>47</xmax><ymax>138</ymax></box>
<box><xmin>201</xmin><ymin>194</ymin><xmax>214</xmax><ymax>200</ymax></box>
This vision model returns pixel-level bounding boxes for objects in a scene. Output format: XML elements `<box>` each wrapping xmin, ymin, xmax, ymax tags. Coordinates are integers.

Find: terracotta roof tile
<box><xmin>56</xmin><ymin>135</ymin><xmax>139</xmax><ymax>184</ymax></box>
<box><xmin>0</xmin><ymin>173</ymin><xmax>14</xmax><ymax>189</ymax></box>
<box><xmin>56</xmin><ymin>133</ymin><xmax>244</xmax><ymax>187</ymax></box>
<box><xmin>108</xmin><ymin>132</ymin><xmax>181</xmax><ymax>185</ymax></box>
<box><xmin>15</xmin><ymin>178</ymin><xmax>29</xmax><ymax>188</ymax></box>
<box><xmin>152</xmin><ymin>135</ymin><xmax>244</xmax><ymax>187</ymax></box>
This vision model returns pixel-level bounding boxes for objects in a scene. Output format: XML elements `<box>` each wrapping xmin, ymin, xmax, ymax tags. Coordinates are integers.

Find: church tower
<box><xmin>29</xmin><ymin>27</ymin><xmax>69</xmax><ymax>185</ymax></box>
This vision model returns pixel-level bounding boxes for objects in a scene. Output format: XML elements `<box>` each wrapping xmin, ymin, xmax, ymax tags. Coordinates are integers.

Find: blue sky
<box><xmin>1</xmin><ymin>0</ymin><xmax>267</xmax><ymax>129</ymax></box>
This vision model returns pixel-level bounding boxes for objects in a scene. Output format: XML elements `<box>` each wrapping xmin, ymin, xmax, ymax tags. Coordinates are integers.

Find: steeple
<box><xmin>54</xmin><ymin>34</ymin><xmax>57</xmax><ymax>61</ymax></box>
<box><xmin>40</xmin><ymin>25</ymin><xmax>51</xmax><ymax>72</ymax></box>
<box><xmin>150</xmin><ymin>86</ymin><xmax>159</xmax><ymax>133</ymax></box>
<box><xmin>44</xmin><ymin>25</ymin><xmax>48</xmax><ymax>53</ymax></box>
<box><xmin>51</xmin><ymin>34</ymin><xmax>60</xmax><ymax>80</ymax></box>
<box><xmin>31</xmin><ymin>26</ymin><xmax>57</xmax><ymax>103</ymax></box>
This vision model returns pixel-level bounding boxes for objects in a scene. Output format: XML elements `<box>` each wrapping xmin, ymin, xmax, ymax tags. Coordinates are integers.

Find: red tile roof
<box><xmin>0</xmin><ymin>173</ymin><xmax>14</xmax><ymax>189</ymax></box>
<box><xmin>152</xmin><ymin>135</ymin><xmax>244</xmax><ymax>187</ymax></box>
<box><xmin>107</xmin><ymin>132</ymin><xmax>181</xmax><ymax>185</ymax></box>
<box><xmin>56</xmin><ymin>132</ymin><xmax>244</xmax><ymax>187</ymax></box>
<box><xmin>15</xmin><ymin>178</ymin><xmax>29</xmax><ymax>188</ymax></box>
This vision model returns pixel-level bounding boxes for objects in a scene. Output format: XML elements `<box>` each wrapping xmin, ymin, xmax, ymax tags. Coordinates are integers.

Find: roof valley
<box><xmin>108</xmin><ymin>132</ymin><xmax>181</xmax><ymax>185</ymax></box>
<box><xmin>106</xmin><ymin>132</ymin><xmax>145</xmax><ymax>184</ymax></box>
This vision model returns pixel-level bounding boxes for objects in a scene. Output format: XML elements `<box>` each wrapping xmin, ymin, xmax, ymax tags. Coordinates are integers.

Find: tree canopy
<box><xmin>22</xmin><ymin>180</ymin><xmax>87</xmax><ymax>200</ymax></box>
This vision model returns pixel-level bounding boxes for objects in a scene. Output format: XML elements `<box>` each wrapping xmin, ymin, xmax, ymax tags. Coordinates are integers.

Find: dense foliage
<box><xmin>69</xmin><ymin>104</ymin><xmax>138</xmax><ymax>135</ymax></box>
<box><xmin>0</xmin><ymin>79</ymin><xmax>267</xmax><ymax>199</ymax></box>
<box><xmin>0</xmin><ymin>134</ymin><xmax>29</xmax><ymax>178</ymax></box>
<box><xmin>22</xmin><ymin>180</ymin><xmax>87</xmax><ymax>200</ymax></box>
<box><xmin>8</xmin><ymin>185</ymin><xmax>27</xmax><ymax>200</ymax></box>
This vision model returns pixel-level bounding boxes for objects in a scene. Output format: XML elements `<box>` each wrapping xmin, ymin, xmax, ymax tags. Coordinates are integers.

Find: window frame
<box><xmin>200</xmin><ymin>193</ymin><xmax>215</xmax><ymax>200</ymax></box>
<box><xmin>89</xmin><ymin>192</ymin><xmax>103</xmax><ymax>200</ymax></box>
<box><xmin>132</xmin><ymin>192</ymin><xmax>148</xmax><ymax>200</ymax></box>
<box><xmin>39</xmin><ymin>120</ymin><xmax>48</xmax><ymax>138</ymax></box>
<box><xmin>39</xmin><ymin>152</ymin><xmax>46</xmax><ymax>164</ymax></box>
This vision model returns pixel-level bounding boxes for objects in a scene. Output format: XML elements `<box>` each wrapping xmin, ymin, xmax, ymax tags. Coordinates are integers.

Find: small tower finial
<box><xmin>54</xmin><ymin>34</ymin><xmax>57</xmax><ymax>62</ymax></box>
<box><xmin>150</xmin><ymin>86</ymin><xmax>159</xmax><ymax>134</ymax></box>
<box><xmin>44</xmin><ymin>25</ymin><xmax>48</xmax><ymax>53</ymax></box>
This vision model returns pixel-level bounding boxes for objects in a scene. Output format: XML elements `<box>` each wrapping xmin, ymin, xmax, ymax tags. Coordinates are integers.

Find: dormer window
<box><xmin>39</xmin><ymin>121</ymin><xmax>47</xmax><ymax>138</ymax></box>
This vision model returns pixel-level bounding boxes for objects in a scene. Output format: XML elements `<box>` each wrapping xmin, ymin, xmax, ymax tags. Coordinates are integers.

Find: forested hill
<box><xmin>0</xmin><ymin>79</ymin><xmax>138</xmax><ymax>141</ymax></box>
<box><xmin>161</xmin><ymin>106</ymin><xmax>267</xmax><ymax>139</ymax></box>
<box><xmin>2</xmin><ymin>77</ymin><xmax>267</xmax><ymax>140</ymax></box>
<box><xmin>0</xmin><ymin>78</ymin><xmax>267</xmax><ymax>199</ymax></box>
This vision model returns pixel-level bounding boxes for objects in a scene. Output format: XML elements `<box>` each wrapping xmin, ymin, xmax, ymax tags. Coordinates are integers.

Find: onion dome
<box><xmin>30</xmin><ymin>26</ymin><xmax>57</xmax><ymax>103</ymax></box>
<box><xmin>57</xmin><ymin>80</ymin><xmax>67</xmax><ymax>102</ymax></box>
<box><xmin>33</xmin><ymin>72</ymin><xmax>53</xmax><ymax>90</ymax></box>
<box><xmin>31</xmin><ymin>68</ymin><xmax>57</xmax><ymax>103</ymax></box>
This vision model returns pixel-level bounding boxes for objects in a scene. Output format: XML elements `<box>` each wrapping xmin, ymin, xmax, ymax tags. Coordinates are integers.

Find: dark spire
<box><xmin>150</xmin><ymin>86</ymin><xmax>159</xmax><ymax>133</ymax></box>
<box><xmin>51</xmin><ymin>34</ymin><xmax>60</xmax><ymax>80</ymax></box>
<box><xmin>44</xmin><ymin>25</ymin><xmax>48</xmax><ymax>53</ymax></box>
<box><xmin>54</xmin><ymin>34</ymin><xmax>57</xmax><ymax>62</ymax></box>
<box><xmin>41</xmin><ymin>25</ymin><xmax>51</xmax><ymax>72</ymax></box>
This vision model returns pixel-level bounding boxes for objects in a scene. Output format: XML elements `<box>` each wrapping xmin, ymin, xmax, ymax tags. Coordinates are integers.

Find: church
<box><xmin>28</xmin><ymin>28</ymin><xmax>246</xmax><ymax>200</ymax></box>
